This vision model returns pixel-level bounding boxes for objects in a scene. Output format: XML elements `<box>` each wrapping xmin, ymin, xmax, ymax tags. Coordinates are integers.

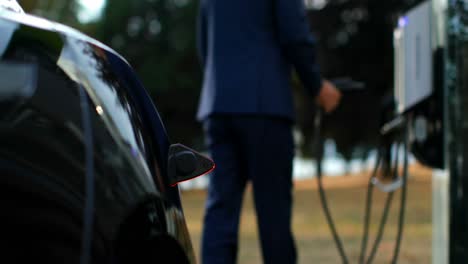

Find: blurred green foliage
<box><xmin>96</xmin><ymin>0</ymin><xmax>203</xmax><ymax>147</ymax></box>
<box><xmin>20</xmin><ymin>0</ymin><xmax>80</xmax><ymax>26</ymax></box>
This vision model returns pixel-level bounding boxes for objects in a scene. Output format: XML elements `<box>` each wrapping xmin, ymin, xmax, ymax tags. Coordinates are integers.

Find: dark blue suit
<box><xmin>197</xmin><ymin>0</ymin><xmax>323</xmax><ymax>263</ymax></box>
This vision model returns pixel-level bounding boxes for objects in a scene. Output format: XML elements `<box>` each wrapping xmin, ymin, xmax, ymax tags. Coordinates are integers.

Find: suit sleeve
<box><xmin>275</xmin><ymin>0</ymin><xmax>323</xmax><ymax>97</ymax></box>
<box><xmin>197</xmin><ymin>2</ymin><xmax>207</xmax><ymax>68</ymax></box>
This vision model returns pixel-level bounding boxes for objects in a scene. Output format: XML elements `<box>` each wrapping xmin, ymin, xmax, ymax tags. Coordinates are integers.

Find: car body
<box><xmin>0</xmin><ymin>3</ymin><xmax>212</xmax><ymax>263</ymax></box>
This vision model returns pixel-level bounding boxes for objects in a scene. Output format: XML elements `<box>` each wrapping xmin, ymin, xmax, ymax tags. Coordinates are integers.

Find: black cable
<box><xmin>314</xmin><ymin>109</ymin><xmax>349</xmax><ymax>264</ymax></box>
<box><xmin>359</xmin><ymin>147</ymin><xmax>382</xmax><ymax>264</ymax></box>
<box><xmin>367</xmin><ymin>192</ymin><xmax>395</xmax><ymax>263</ymax></box>
<box><xmin>365</xmin><ymin>144</ymin><xmax>400</xmax><ymax>264</ymax></box>
<box><xmin>391</xmin><ymin>121</ymin><xmax>409</xmax><ymax>264</ymax></box>
<box><xmin>363</xmin><ymin>122</ymin><xmax>410</xmax><ymax>264</ymax></box>
<box><xmin>315</xmin><ymin>107</ymin><xmax>409</xmax><ymax>264</ymax></box>
<box><xmin>78</xmin><ymin>83</ymin><xmax>95</xmax><ymax>264</ymax></box>
<box><xmin>359</xmin><ymin>181</ymin><xmax>374</xmax><ymax>264</ymax></box>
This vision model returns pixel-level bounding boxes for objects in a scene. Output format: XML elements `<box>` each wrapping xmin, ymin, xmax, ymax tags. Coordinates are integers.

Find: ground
<box><xmin>180</xmin><ymin>164</ymin><xmax>432</xmax><ymax>263</ymax></box>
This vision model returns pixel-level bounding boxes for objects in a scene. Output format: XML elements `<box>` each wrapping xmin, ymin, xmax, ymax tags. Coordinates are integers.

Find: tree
<box><xmin>96</xmin><ymin>0</ymin><xmax>203</xmax><ymax>147</ymax></box>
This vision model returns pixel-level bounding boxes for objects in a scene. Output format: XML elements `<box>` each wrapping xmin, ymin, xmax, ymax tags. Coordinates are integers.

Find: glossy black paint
<box><xmin>0</xmin><ymin>10</ymin><xmax>194</xmax><ymax>263</ymax></box>
<box><xmin>168</xmin><ymin>144</ymin><xmax>215</xmax><ymax>186</ymax></box>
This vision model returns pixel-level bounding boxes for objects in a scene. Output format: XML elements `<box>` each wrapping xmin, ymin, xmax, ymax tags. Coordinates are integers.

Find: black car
<box><xmin>0</xmin><ymin>2</ymin><xmax>213</xmax><ymax>263</ymax></box>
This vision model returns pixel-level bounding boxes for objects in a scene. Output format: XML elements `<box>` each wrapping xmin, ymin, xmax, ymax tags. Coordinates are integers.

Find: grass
<box><xmin>180</xmin><ymin>165</ymin><xmax>432</xmax><ymax>263</ymax></box>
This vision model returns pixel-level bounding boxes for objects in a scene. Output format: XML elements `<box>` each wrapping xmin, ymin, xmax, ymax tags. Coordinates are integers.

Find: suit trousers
<box><xmin>201</xmin><ymin>115</ymin><xmax>296</xmax><ymax>264</ymax></box>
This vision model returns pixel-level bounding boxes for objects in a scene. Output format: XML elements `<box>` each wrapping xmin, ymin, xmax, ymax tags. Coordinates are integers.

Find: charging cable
<box><xmin>314</xmin><ymin>86</ymin><xmax>410</xmax><ymax>264</ymax></box>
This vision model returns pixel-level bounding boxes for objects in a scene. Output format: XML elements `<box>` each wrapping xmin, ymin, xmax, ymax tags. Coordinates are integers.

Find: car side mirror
<box><xmin>168</xmin><ymin>143</ymin><xmax>215</xmax><ymax>186</ymax></box>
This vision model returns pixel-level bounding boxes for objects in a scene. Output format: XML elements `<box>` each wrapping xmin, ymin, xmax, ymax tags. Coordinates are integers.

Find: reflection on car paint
<box><xmin>0</xmin><ymin>19</ymin><xmax>17</xmax><ymax>57</ymax></box>
<box><xmin>58</xmin><ymin>38</ymin><xmax>156</xmax><ymax>193</ymax></box>
<box><xmin>0</xmin><ymin>8</ymin><xmax>195</xmax><ymax>263</ymax></box>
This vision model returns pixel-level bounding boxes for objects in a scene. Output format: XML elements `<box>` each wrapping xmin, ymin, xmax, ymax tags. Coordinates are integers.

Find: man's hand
<box><xmin>316</xmin><ymin>80</ymin><xmax>342</xmax><ymax>113</ymax></box>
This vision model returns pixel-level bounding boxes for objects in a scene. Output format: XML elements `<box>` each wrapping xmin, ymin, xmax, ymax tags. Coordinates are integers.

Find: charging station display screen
<box><xmin>394</xmin><ymin>1</ymin><xmax>432</xmax><ymax>113</ymax></box>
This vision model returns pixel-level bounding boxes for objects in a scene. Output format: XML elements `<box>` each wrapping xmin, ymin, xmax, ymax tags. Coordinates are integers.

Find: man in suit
<box><xmin>197</xmin><ymin>0</ymin><xmax>341</xmax><ymax>263</ymax></box>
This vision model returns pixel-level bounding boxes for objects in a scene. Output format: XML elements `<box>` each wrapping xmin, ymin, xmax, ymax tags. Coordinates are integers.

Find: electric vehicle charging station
<box><xmin>393</xmin><ymin>1</ymin><xmax>447</xmax><ymax>262</ymax></box>
<box><xmin>314</xmin><ymin>0</ymin><xmax>468</xmax><ymax>263</ymax></box>
<box><xmin>393</xmin><ymin>0</ymin><xmax>468</xmax><ymax>263</ymax></box>
<box><xmin>380</xmin><ymin>0</ymin><xmax>468</xmax><ymax>263</ymax></box>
